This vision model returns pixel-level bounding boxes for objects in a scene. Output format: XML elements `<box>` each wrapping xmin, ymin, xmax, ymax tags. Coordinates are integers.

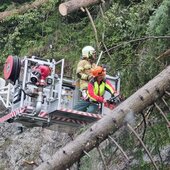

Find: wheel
<box><xmin>3</xmin><ymin>55</ymin><xmax>21</xmax><ymax>83</ymax></box>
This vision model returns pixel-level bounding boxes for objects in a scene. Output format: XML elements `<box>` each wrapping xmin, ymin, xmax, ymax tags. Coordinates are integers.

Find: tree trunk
<box><xmin>35</xmin><ymin>65</ymin><xmax>170</xmax><ymax>170</ymax></box>
<box><xmin>59</xmin><ymin>0</ymin><xmax>102</xmax><ymax>16</ymax></box>
<box><xmin>0</xmin><ymin>0</ymin><xmax>50</xmax><ymax>21</ymax></box>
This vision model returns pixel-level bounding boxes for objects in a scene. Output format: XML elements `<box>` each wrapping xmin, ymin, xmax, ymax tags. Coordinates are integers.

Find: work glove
<box><xmin>108</xmin><ymin>95</ymin><xmax>121</xmax><ymax>105</ymax></box>
<box><xmin>104</xmin><ymin>99</ymin><xmax>117</xmax><ymax>110</ymax></box>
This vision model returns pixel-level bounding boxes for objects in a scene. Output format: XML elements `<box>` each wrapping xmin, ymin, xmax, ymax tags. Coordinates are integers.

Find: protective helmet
<box><xmin>91</xmin><ymin>66</ymin><xmax>106</xmax><ymax>77</ymax></box>
<box><xmin>82</xmin><ymin>46</ymin><xmax>96</xmax><ymax>59</ymax></box>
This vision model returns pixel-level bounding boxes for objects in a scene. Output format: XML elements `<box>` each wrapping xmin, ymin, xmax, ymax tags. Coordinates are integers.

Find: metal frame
<box><xmin>0</xmin><ymin>78</ymin><xmax>13</xmax><ymax>108</ymax></box>
<box><xmin>12</xmin><ymin>56</ymin><xmax>65</xmax><ymax>114</ymax></box>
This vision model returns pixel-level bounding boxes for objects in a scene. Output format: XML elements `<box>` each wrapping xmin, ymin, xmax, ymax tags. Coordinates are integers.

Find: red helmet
<box><xmin>91</xmin><ymin>66</ymin><xmax>106</xmax><ymax>77</ymax></box>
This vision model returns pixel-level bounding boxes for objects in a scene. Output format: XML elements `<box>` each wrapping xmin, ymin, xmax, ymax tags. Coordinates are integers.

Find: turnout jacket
<box><xmin>88</xmin><ymin>78</ymin><xmax>115</xmax><ymax>103</ymax></box>
<box><xmin>76</xmin><ymin>59</ymin><xmax>96</xmax><ymax>90</ymax></box>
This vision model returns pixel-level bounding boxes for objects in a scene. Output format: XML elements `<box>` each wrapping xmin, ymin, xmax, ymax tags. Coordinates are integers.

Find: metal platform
<box><xmin>0</xmin><ymin>107</ymin><xmax>102</xmax><ymax>132</ymax></box>
<box><xmin>49</xmin><ymin>108</ymin><xmax>102</xmax><ymax>123</ymax></box>
<box><xmin>0</xmin><ymin>56</ymin><xmax>120</xmax><ymax>133</ymax></box>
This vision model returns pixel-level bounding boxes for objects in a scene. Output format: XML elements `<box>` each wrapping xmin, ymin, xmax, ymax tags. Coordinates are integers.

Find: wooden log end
<box><xmin>59</xmin><ymin>4</ymin><xmax>68</xmax><ymax>16</ymax></box>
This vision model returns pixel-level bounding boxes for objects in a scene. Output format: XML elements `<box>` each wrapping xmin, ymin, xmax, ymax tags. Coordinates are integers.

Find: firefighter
<box><xmin>87</xmin><ymin>66</ymin><xmax>116</xmax><ymax>111</ymax></box>
<box><xmin>73</xmin><ymin>46</ymin><xmax>97</xmax><ymax>112</ymax></box>
<box><xmin>76</xmin><ymin>46</ymin><xmax>97</xmax><ymax>91</ymax></box>
<box><xmin>74</xmin><ymin>65</ymin><xmax>116</xmax><ymax>113</ymax></box>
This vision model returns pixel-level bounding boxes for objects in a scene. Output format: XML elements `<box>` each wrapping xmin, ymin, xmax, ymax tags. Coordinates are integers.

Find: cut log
<box><xmin>59</xmin><ymin>0</ymin><xmax>102</xmax><ymax>16</ymax></box>
<box><xmin>35</xmin><ymin>65</ymin><xmax>170</xmax><ymax>170</ymax></box>
<box><xmin>0</xmin><ymin>0</ymin><xmax>50</xmax><ymax>22</ymax></box>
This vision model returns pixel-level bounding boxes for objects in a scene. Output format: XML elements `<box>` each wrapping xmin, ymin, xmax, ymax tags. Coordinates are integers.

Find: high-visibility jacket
<box><xmin>76</xmin><ymin>59</ymin><xmax>96</xmax><ymax>90</ymax></box>
<box><xmin>87</xmin><ymin>78</ymin><xmax>115</xmax><ymax>103</ymax></box>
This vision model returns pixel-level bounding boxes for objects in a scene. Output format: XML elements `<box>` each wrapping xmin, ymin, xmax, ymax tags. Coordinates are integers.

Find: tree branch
<box><xmin>154</xmin><ymin>102</ymin><xmax>170</xmax><ymax>127</ymax></box>
<box><xmin>85</xmin><ymin>7</ymin><xmax>100</xmax><ymax>51</ymax></box>
<box><xmin>127</xmin><ymin>123</ymin><xmax>159</xmax><ymax>170</ymax></box>
<box><xmin>104</xmin><ymin>36</ymin><xmax>170</xmax><ymax>53</ymax></box>
<box><xmin>97</xmin><ymin>146</ymin><xmax>108</xmax><ymax>170</ymax></box>
<box><xmin>108</xmin><ymin>135</ymin><xmax>129</xmax><ymax>162</ymax></box>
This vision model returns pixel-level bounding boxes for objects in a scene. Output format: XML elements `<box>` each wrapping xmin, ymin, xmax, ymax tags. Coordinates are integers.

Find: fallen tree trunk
<box><xmin>59</xmin><ymin>0</ymin><xmax>103</xmax><ymax>16</ymax></box>
<box><xmin>35</xmin><ymin>65</ymin><xmax>170</xmax><ymax>170</ymax></box>
<box><xmin>0</xmin><ymin>0</ymin><xmax>50</xmax><ymax>21</ymax></box>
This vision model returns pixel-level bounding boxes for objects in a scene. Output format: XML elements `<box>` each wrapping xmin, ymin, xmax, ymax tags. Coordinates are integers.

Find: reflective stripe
<box><xmin>81</xmin><ymin>74</ymin><xmax>88</xmax><ymax>80</ymax></box>
<box><xmin>105</xmin><ymin>79</ymin><xmax>115</xmax><ymax>94</ymax></box>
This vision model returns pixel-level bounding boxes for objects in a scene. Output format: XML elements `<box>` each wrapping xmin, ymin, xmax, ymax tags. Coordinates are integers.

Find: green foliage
<box><xmin>147</xmin><ymin>0</ymin><xmax>170</xmax><ymax>36</ymax></box>
<box><xmin>97</xmin><ymin>2</ymin><xmax>154</xmax><ymax>96</ymax></box>
<box><xmin>0</xmin><ymin>0</ymin><xmax>33</xmax><ymax>11</ymax></box>
<box><xmin>147</xmin><ymin>0</ymin><xmax>170</xmax><ymax>55</ymax></box>
<box><xmin>0</xmin><ymin>0</ymin><xmax>60</xmax><ymax>62</ymax></box>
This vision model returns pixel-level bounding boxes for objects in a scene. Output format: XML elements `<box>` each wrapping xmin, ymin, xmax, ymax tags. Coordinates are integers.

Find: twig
<box><xmin>97</xmin><ymin>146</ymin><xmax>108</xmax><ymax>170</ymax></box>
<box><xmin>99</xmin><ymin>3</ymin><xmax>112</xmax><ymax>61</ymax></box>
<box><xmin>134</xmin><ymin>105</ymin><xmax>153</xmax><ymax>131</ymax></box>
<box><xmin>141</xmin><ymin>111</ymin><xmax>147</xmax><ymax>141</ymax></box>
<box><xmin>85</xmin><ymin>7</ymin><xmax>99</xmax><ymax>51</ymax></box>
<box><xmin>106</xmin><ymin>145</ymin><xmax>118</xmax><ymax>165</ymax></box>
<box><xmin>105</xmin><ymin>36</ymin><xmax>170</xmax><ymax>53</ymax></box>
<box><xmin>108</xmin><ymin>135</ymin><xmax>129</xmax><ymax>162</ymax></box>
<box><xmin>165</xmin><ymin>91</ymin><xmax>170</xmax><ymax>97</ymax></box>
<box><xmin>80</xmin><ymin>7</ymin><xmax>85</xmax><ymax>12</ymax></box>
<box><xmin>127</xmin><ymin>124</ymin><xmax>159</xmax><ymax>170</ymax></box>
<box><xmin>161</xmin><ymin>97</ymin><xmax>170</xmax><ymax>110</ymax></box>
<box><xmin>103</xmin><ymin>42</ymin><xmax>112</xmax><ymax>60</ymax></box>
<box><xmin>148</xmin><ymin>122</ymin><xmax>164</xmax><ymax>169</ymax></box>
<box><xmin>96</xmin><ymin>51</ymin><xmax>103</xmax><ymax>65</ymax></box>
<box><xmin>99</xmin><ymin>4</ymin><xmax>104</xmax><ymax>18</ymax></box>
<box><xmin>154</xmin><ymin>102</ymin><xmax>170</xmax><ymax>127</ymax></box>
<box><xmin>83</xmin><ymin>150</ymin><xmax>91</xmax><ymax>158</ymax></box>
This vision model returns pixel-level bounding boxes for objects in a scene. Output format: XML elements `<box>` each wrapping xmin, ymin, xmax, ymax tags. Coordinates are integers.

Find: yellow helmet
<box><xmin>82</xmin><ymin>46</ymin><xmax>96</xmax><ymax>59</ymax></box>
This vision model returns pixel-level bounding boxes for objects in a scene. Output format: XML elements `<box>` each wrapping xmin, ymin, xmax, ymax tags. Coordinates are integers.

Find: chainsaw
<box><xmin>104</xmin><ymin>95</ymin><xmax>122</xmax><ymax>110</ymax></box>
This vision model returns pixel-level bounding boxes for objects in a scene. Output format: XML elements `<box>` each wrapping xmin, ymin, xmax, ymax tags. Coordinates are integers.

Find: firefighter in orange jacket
<box><xmin>87</xmin><ymin>66</ymin><xmax>116</xmax><ymax>105</ymax></box>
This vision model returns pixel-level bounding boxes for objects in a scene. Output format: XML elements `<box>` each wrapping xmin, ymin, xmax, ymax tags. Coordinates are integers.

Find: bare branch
<box><xmin>127</xmin><ymin>124</ymin><xmax>159</xmax><ymax>170</ymax></box>
<box><xmin>108</xmin><ymin>135</ymin><xmax>129</xmax><ymax>162</ymax></box>
<box><xmin>165</xmin><ymin>91</ymin><xmax>170</xmax><ymax>97</ymax></box>
<box><xmin>83</xmin><ymin>150</ymin><xmax>91</xmax><ymax>158</ymax></box>
<box><xmin>85</xmin><ymin>7</ymin><xmax>100</xmax><ymax>51</ymax></box>
<box><xmin>161</xmin><ymin>97</ymin><xmax>170</xmax><ymax>110</ymax></box>
<box><xmin>134</xmin><ymin>105</ymin><xmax>153</xmax><ymax>131</ymax></box>
<box><xmin>154</xmin><ymin>102</ymin><xmax>170</xmax><ymax>127</ymax></box>
<box><xmin>104</xmin><ymin>36</ymin><xmax>170</xmax><ymax>53</ymax></box>
<box><xmin>97</xmin><ymin>146</ymin><xmax>108</xmax><ymax>170</ymax></box>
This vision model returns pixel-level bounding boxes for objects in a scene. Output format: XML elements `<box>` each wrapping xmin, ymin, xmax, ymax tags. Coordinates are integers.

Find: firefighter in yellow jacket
<box><xmin>76</xmin><ymin>46</ymin><xmax>97</xmax><ymax>91</ymax></box>
<box><xmin>73</xmin><ymin>46</ymin><xmax>97</xmax><ymax>112</ymax></box>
